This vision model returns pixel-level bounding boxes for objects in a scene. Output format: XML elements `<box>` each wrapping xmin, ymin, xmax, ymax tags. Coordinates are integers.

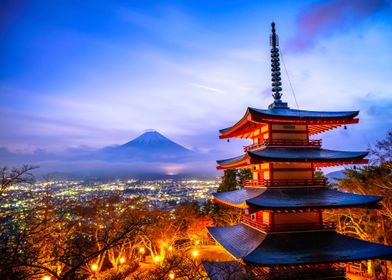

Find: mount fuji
<box><xmin>0</xmin><ymin>130</ymin><xmax>218</xmax><ymax>178</ymax></box>
<box><xmin>94</xmin><ymin>130</ymin><xmax>194</xmax><ymax>162</ymax></box>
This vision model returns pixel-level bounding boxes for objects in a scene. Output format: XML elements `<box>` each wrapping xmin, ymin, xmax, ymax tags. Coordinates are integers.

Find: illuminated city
<box><xmin>2</xmin><ymin>179</ymin><xmax>219</xmax><ymax>211</ymax></box>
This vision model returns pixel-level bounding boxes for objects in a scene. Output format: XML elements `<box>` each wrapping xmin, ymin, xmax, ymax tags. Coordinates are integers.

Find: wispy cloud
<box><xmin>189</xmin><ymin>83</ymin><xmax>226</xmax><ymax>94</ymax></box>
<box><xmin>287</xmin><ymin>0</ymin><xmax>389</xmax><ymax>51</ymax></box>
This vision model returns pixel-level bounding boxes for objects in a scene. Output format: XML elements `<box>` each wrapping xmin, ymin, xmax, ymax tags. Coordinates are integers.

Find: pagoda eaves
<box><xmin>208</xmin><ymin>224</ymin><xmax>392</xmax><ymax>266</ymax></box>
<box><xmin>217</xmin><ymin>147</ymin><xmax>368</xmax><ymax>170</ymax></box>
<box><xmin>213</xmin><ymin>187</ymin><xmax>382</xmax><ymax>210</ymax></box>
<box><xmin>220</xmin><ymin>107</ymin><xmax>359</xmax><ymax>139</ymax></box>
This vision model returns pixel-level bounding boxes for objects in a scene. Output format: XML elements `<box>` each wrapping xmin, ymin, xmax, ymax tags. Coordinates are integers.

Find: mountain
<box><xmin>0</xmin><ymin>130</ymin><xmax>218</xmax><ymax>178</ymax></box>
<box><xmin>93</xmin><ymin>130</ymin><xmax>194</xmax><ymax>162</ymax></box>
<box><xmin>121</xmin><ymin>130</ymin><xmax>190</xmax><ymax>153</ymax></box>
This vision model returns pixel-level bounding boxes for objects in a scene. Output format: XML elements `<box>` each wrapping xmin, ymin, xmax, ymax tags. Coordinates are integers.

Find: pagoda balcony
<box><xmin>240</xmin><ymin>215</ymin><xmax>336</xmax><ymax>232</ymax></box>
<box><xmin>243</xmin><ymin>178</ymin><xmax>327</xmax><ymax>188</ymax></box>
<box><xmin>243</xmin><ymin>139</ymin><xmax>322</xmax><ymax>152</ymax></box>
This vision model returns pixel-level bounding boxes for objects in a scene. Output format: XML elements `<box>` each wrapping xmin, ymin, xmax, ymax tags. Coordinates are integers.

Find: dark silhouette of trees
<box><xmin>325</xmin><ymin>131</ymin><xmax>392</xmax><ymax>278</ymax></box>
<box><xmin>216</xmin><ymin>168</ymin><xmax>252</xmax><ymax>192</ymax></box>
<box><xmin>0</xmin><ymin>165</ymin><xmax>37</xmax><ymax>197</ymax></box>
<box><xmin>216</xmin><ymin>169</ymin><xmax>237</xmax><ymax>193</ymax></box>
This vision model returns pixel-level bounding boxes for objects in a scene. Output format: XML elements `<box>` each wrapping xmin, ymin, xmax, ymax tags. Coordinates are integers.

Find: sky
<box><xmin>1</xmin><ymin>0</ymin><xmax>392</xmax><ymax>163</ymax></box>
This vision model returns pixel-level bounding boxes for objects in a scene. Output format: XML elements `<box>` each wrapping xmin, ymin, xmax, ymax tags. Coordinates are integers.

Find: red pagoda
<box><xmin>207</xmin><ymin>23</ymin><xmax>392</xmax><ymax>279</ymax></box>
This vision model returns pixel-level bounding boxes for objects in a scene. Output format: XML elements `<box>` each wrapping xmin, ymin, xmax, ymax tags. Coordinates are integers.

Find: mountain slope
<box><xmin>95</xmin><ymin>130</ymin><xmax>193</xmax><ymax>162</ymax></box>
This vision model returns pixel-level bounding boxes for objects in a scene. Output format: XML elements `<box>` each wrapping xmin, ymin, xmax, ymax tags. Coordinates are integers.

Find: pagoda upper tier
<box><xmin>217</xmin><ymin>147</ymin><xmax>368</xmax><ymax>170</ymax></box>
<box><xmin>220</xmin><ymin>107</ymin><xmax>359</xmax><ymax>139</ymax></box>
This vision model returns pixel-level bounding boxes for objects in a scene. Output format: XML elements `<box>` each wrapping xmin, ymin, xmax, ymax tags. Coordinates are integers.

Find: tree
<box><xmin>0</xmin><ymin>190</ymin><xmax>148</xmax><ymax>279</ymax></box>
<box><xmin>237</xmin><ymin>168</ymin><xmax>252</xmax><ymax>188</ymax></box>
<box><xmin>0</xmin><ymin>165</ymin><xmax>37</xmax><ymax>197</ymax></box>
<box><xmin>217</xmin><ymin>169</ymin><xmax>237</xmax><ymax>193</ymax></box>
<box><xmin>370</xmin><ymin>130</ymin><xmax>392</xmax><ymax>166</ymax></box>
<box><xmin>324</xmin><ymin>132</ymin><xmax>392</xmax><ymax>278</ymax></box>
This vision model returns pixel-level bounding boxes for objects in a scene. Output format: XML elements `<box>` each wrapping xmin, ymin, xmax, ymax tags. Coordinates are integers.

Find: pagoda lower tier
<box><xmin>212</xmin><ymin>187</ymin><xmax>382</xmax><ymax>210</ymax></box>
<box><xmin>216</xmin><ymin>147</ymin><xmax>368</xmax><ymax>170</ymax></box>
<box><xmin>207</xmin><ymin>224</ymin><xmax>392</xmax><ymax>266</ymax></box>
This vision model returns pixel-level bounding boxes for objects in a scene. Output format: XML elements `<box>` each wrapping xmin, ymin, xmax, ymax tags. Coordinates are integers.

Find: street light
<box><xmin>139</xmin><ymin>247</ymin><xmax>146</xmax><ymax>262</ymax></box>
<box><xmin>169</xmin><ymin>271</ymin><xmax>175</xmax><ymax>279</ymax></box>
<box><xmin>91</xmin><ymin>263</ymin><xmax>98</xmax><ymax>272</ymax></box>
<box><xmin>192</xmin><ymin>250</ymin><xmax>199</xmax><ymax>258</ymax></box>
<box><xmin>119</xmin><ymin>257</ymin><xmax>125</xmax><ymax>264</ymax></box>
<box><xmin>154</xmin><ymin>255</ymin><xmax>161</xmax><ymax>263</ymax></box>
<box><xmin>42</xmin><ymin>276</ymin><xmax>51</xmax><ymax>280</ymax></box>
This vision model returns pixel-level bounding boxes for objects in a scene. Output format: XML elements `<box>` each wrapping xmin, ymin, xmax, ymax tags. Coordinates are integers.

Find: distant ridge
<box><xmin>0</xmin><ymin>130</ymin><xmax>217</xmax><ymax>178</ymax></box>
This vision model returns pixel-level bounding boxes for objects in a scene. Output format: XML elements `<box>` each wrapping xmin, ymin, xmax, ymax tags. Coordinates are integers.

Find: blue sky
<box><xmin>1</xmin><ymin>0</ymin><xmax>392</xmax><ymax>160</ymax></box>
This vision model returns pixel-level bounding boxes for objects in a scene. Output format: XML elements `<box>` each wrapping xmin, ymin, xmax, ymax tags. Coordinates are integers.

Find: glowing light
<box><xmin>119</xmin><ymin>257</ymin><xmax>125</xmax><ymax>264</ymax></box>
<box><xmin>91</xmin><ymin>264</ymin><xmax>98</xmax><ymax>271</ymax></box>
<box><xmin>42</xmin><ymin>276</ymin><xmax>51</xmax><ymax>280</ymax></box>
<box><xmin>154</xmin><ymin>256</ymin><xmax>161</xmax><ymax>263</ymax></box>
<box><xmin>192</xmin><ymin>250</ymin><xmax>199</xmax><ymax>258</ymax></box>
<box><xmin>169</xmin><ymin>272</ymin><xmax>175</xmax><ymax>279</ymax></box>
<box><xmin>139</xmin><ymin>247</ymin><xmax>145</xmax><ymax>254</ymax></box>
<box><xmin>195</xmin><ymin>240</ymin><xmax>200</xmax><ymax>245</ymax></box>
<box><xmin>168</xmin><ymin>246</ymin><xmax>173</xmax><ymax>251</ymax></box>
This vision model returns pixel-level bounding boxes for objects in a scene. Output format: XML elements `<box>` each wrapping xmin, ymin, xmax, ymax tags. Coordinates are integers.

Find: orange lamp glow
<box><xmin>192</xmin><ymin>250</ymin><xmax>199</xmax><ymax>258</ymax></box>
<box><xmin>91</xmin><ymin>264</ymin><xmax>98</xmax><ymax>271</ymax></box>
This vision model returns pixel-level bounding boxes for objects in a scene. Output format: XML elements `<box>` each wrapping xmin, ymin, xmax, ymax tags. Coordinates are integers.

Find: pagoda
<box><xmin>207</xmin><ymin>23</ymin><xmax>392</xmax><ymax>279</ymax></box>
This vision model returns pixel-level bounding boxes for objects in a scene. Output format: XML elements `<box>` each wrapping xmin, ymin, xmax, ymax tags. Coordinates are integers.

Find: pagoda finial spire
<box><xmin>268</xmin><ymin>22</ymin><xmax>288</xmax><ymax>109</ymax></box>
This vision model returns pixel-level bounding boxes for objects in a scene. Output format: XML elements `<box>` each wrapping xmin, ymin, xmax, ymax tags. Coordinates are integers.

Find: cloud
<box><xmin>189</xmin><ymin>83</ymin><xmax>226</xmax><ymax>94</ymax></box>
<box><xmin>287</xmin><ymin>0</ymin><xmax>389</xmax><ymax>51</ymax></box>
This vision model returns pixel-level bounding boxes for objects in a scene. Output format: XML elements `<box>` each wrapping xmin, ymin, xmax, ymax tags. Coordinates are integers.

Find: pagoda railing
<box><xmin>240</xmin><ymin>215</ymin><xmax>270</xmax><ymax>231</ymax></box>
<box><xmin>243</xmin><ymin>178</ymin><xmax>327</xmax><ymax>187</ymax></box>
<box><xmin>240</xmin><ymin>215</ymin><xmax>336</xmax><ymax>232</ymax></box>
<box><xmin>271</xmin><ymin>221</ymin><xmax>336</xmax><ymax>232</ymax></box>
<box><xmin>244</xmin><ymin>139</ymin><xmax>322</xmax><ymax>151</ymax></box>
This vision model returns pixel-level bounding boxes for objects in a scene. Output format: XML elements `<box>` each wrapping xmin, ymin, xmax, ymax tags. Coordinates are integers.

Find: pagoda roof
<box><xmin>249</xmin><ymin>107</ymin><xmax>359</xmax><ymax>120</ymax></box>
<box><xmin>208</xmin><ymin>224</ymin><xmax>392</xmax><ymax>266</ymax></box>
<box><xmin>207</xmin><ymin>224</ymin><xmax>266</xmax><ymax>258</ymax></box>
<box><xmin>213</xmin><ymin>187</ymin><xmax>382</xmax><ymax>210</ymax></box>
<box><xmin>213</xmin><ymin>188</ymin><xmax>266</xmax><ymax>208</ymax></box>
<box><xmin>219</xmin><ymin>107</ymin><xmax>359</xmax><ymax>139</ymax></box>
<box><xmin>247</xmin><ymin>187</ymin><xmax>382</xmax><ymax>209</ymax></box>
<box><xmin>217</xmin><ymin>147</ymin><xmax>368</xmax><ymax>169</ymax></box>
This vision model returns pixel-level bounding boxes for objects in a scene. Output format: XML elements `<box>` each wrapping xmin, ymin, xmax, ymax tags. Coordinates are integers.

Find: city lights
<box><xmin>169</xmin><ymin>272</ymin><xmax>175</xmax><ymax>279</ymax></box>
<box><xmin>119</xmin><ymin>257</ymin><xmax>125</xmax><ymax>264</ymax></box>
<box><xmin>42</xmin><ymin>276</ymin><xmax>51</xmax><ymax>280</ymax></box>
<box><xmin>1</xmin><ymin>179</ymin><xmax>219</xmax><ymax>213</ymax></box>
<box><xmin>153</xmin><ymin>255</ymin><xmax>161</xmax><ymax>263</ymax></box>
